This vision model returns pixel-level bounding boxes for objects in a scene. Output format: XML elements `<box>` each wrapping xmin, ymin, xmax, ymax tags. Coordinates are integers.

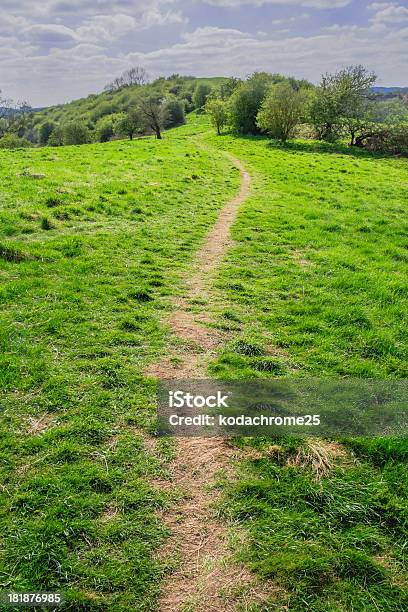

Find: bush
<box><xmin>95</xmin><ymin>117</ymin><xmax>114</xmax><ymax>143</ymax></box>
<box><xmin>228</xmin><ymin>73</ymin><xmax>273</xmax><ymax>134</ymax></box>
<box><xmin>0</xmin><ymin>134</ymin><xmax>32</xmax><ymax>149</ymax></box>
<box><xmin>362</xmin><ymin>123</ymin><xmax>408</xmax><ymax>155</ymax></box>
<box><xmin>192</xmin><ymin>83</ymin><xmax>212</xmax><ymax>111</ymax></box>
<box><xmin>257</xmin><ymin>83</ymin><xmax>310</xmax><ymax>142</ymax></box>
<box><xmin>164</xmin><ymin>99</ymin><xmax>185</xmax><ymax>128</ymax></box>
<box><xmin>204</xmin><ymin>98</ymin><xmax>228</xmax><ymax>135</ymax></box>
<box><xmin>39</xmin><ymin>121</ymin><xmax>55</xmax><ymax>145</ymax></box>
<box><xmin>63</xmin><ymin>122</ymin><xmax>90</xmax><ymax>145</ymax></box>
<box><xmin>90</xmin><ymin>102</ymin><xmax>118</xmax><ymax>123</ymax></box>
<box><xmin>48</xmin><ymin>127</ymin><xmax>64</xmax><ymax>147</ymax></box>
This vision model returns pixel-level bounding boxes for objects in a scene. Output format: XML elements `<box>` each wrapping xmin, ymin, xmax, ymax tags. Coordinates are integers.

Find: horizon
<box><xmin>1</xmin><ymin>0</ymin><xmax>408</xmax><ymax>107</ymax></box>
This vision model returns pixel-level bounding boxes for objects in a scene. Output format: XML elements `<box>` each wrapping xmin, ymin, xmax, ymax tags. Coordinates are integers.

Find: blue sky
<box><xmin>1</xmin><ymin>0</ymin><xmax>407</xmax><ymax>106</ymax></box>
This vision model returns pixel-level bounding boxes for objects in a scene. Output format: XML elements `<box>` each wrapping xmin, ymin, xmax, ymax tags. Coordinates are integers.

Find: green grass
<box><xmin>201</xmin><ymin>130</ymin><xmax>408</xmax><ymax>610</ymax></box>
<box><xmin>222</xmin><ymin>443</ymin><xmax>408</xmax><ymax>611</ymax></box>
<box><xmin>205</xmin><ymin>134</ymin><xmax>408</xmax><ymax>379</ymax></box>
<box><xmin>0</xmin><ymin>126</ymin><xmax>239</xmax><ymax>610</ymax></box>
<box><xmin>1</xmin><ymin>114</ymin><xmax>408</xmax><ymax>611</ymax></box>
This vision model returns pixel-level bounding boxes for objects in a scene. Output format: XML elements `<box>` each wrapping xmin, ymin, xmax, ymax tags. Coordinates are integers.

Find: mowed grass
<box><xmin>0</xmin><ymin>129</ymin><xmax>239</xmax><ymax>610</ymax></box>
<box><xmin>203</xmin><ymin>132</ymin><xmax>408</xmax><ymax>610</ymax></box>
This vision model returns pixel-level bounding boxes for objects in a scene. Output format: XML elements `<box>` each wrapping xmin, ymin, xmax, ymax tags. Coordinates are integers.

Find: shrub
<box><xmin>90</xmin><ymin>102</ymin><xmax>118</xmax><ymax>123</ymax></box>
<box><xmin>257</xmin><ymin>83</ymin><xmax>310</xmax><ymax>142</ymax></box>
<box><xmin>362</xmin><ymin>123</ymin><xmax>408</xmax><ymax>155</ymax></box>
<box><xmin>95</xmin><ymin>117</ymin><xmax>114</xmax><ymax>143</ymax></box>
<box><xmin>63</xmin><ymin>122</ymin><xmax>90</xmax><ymax>145</ymax></box>
<box><xmin>192</xmin><ymin>83</ymin><xmax>212</xmax><ymax>111</ymax></box>
<box><xmin>39</xmin><ymin>121</ymin><xmax>55</xmax><ymax>145</ymax></box>
<box><xmin>0</xmin><ymin>134</ymin><xmax>32</xmax><ymax>149</ymax></box>
<box><xmin>228</xmin><ymin>72</ymin><xmax>273</xmax><ymax>134</ymax></box>
<box><xmin>204</xmin><ymin>98</ymin><xmax>228</xmax><ymax>135</ymax></box>
<box><xmin>164</xmin><ymin>99</ymin><xmax>185</xmax><ymax>128</ymax></box>
<box><xmin>48</xmin><ymin>127</ymin><xmax>64</xmax><ymax>147</ymax></box>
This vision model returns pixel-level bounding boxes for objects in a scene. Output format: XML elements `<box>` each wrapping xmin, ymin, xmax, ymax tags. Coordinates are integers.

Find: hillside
<box><xmin>31</xmin><ymin>75</ymin><xmax>226</xmax><ymax>129</ymax></box>
<box><xmin>1</xmin><ymin>115</ymin><xmax>407</xmax><ymax>610</ymax></box>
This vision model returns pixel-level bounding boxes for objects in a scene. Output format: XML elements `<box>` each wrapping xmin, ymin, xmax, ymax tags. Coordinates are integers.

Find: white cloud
<box><xmin>0</xmin><ymin>14</ymin><xmax>29</xmax><ymax>34</ymax></box>
<box><xmin>206</xmin><ymin>0</ymin><xmax>352</xmax><ymax>8</ymax></box>
<box><xmin>1</xmin><ymin>0</ymin><xmax>407</xmax><ymax>106</ymax></box>
<box><xmin>126</xmin><ymin>23</ymin><xmax>408</xmax><ymax>87</ymax></box>
<box><xmin>23</xmin><ymin>23</ymin><xmax>78</xmax><ymax>45</ymax></box>
<box><xmin>370</xmin><ymin>3</ymin><xmax>408</xmax><ymax>24</ymax></box>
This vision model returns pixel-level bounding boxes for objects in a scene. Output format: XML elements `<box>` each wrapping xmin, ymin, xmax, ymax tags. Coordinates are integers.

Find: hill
<box><xmin>372</xmin><ymin>86</ymin><xmax>408</xmax><ymax>94</ymax></box>
<box><xmin>31</xmin><ymin>75</ymin><xmax>226</xmax><ymax>133</ymax></box>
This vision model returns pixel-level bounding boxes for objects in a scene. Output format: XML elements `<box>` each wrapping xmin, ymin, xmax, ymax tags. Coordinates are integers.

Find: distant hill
<box><xmin>372</xmin><ymin>86</ymin><xmax>408</xmax><ymax>94</ymax></box>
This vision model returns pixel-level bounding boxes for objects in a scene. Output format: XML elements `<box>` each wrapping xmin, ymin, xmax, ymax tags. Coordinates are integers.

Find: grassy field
<box><xmin>0</xmin><ymin>128</ymin><xmax>239</xmax><ymax>610</ymax></box>
<box><xmin>202</xmin><ymin>131</ymin><xmax>408</xmax><ymax>610</ymax></box>
<box><xmin>1</xmin><ymin>116</ymin><xmax>407</xmax><ymax>611</ymax></box>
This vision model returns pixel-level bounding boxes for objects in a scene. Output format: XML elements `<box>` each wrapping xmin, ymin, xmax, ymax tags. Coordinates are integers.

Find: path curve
<box><xmin>147</xmin><ymin>152</ymin><xmax>261</xmax><ymax>611</ymax></box>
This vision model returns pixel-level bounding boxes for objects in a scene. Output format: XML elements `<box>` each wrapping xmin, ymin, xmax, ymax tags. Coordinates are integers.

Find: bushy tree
<box><xmin>228</xmin><ymin>72</ymin><xmax>273</xmax><ymax>134</ymax></box>
<box><xmin>310</xmin><ymin>65</ymin><xmax>377</xmax><ymax>142</ymax></box>
<box><xmin>0</xmin><ymin>134</ymin><xmax>32</xmax><ymax>149</ymax></box>
<box><xmin>63</xmin><ymin>122</ymin><xmax>90</xmax><ymax>145</ymax></box>
<box><xmin>39</xmin><ymin>121</ymin><xmax>55</xmax><ymax>145</ymax></box>
<box><xmin>192</xmin><ymin>83</ymin><xmax>212</xmax><ymax>111</ymax></box>
<box><xmin>219</xmin><ymin>77</ymin><xmax>241</xmax><ymax>100</ymax></box>
<box><xmin>95</xmin><ymin>116</ymin><xmax>115</xmax><ymax>142</ymax></box>
<box><xmin>257</xmin><ymin>83</ymin><xmax>309</xmax><ymax>142</ymax></box>
<box><xmin>204</xmin><ymin>98</ymin><xmax>228</xmax><ymax>135</ymax></box>
<box><xmin>164</xmin><ymin>99</ymin><xmax>185</xmax><ymax>128</ymax></box>
<box><xmin>137</xmin><ymin>96</ymin><xmax>170</xmax><ymax>139</ymax></box>
<box><xmin>115</xmin><ymin>108</ymin><xmax>143</xmax><ymax>140</ymax></box>
<box><xmin>48</xmin><ymin>126</ymin><xmax>64</xmax><ymax>147</ymax></box>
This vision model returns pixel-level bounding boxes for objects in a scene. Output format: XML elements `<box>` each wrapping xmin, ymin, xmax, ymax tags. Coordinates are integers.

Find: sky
<box><xmin>1</xmin><ymin>0</ymin><xmax>407</xmax><ymax>107</ymax></box>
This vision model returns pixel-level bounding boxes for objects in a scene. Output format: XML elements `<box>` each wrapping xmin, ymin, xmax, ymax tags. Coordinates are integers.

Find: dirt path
<box><xmin>147</xmin><ymin>153</ymin><xmax>250</xmax><ymax>380</ymax></box>
<box><xmin>146</xmin><ymin>153</ymin><xmax>265</xmax><ymax>611</ymax></box>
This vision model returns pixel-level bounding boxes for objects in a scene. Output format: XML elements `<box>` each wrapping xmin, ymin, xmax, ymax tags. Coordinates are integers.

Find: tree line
<box><xmin>204</xmin><ymin>66</ymin><xmax>408</xmax><ymax>154</ymax></box>
<box><xmin>0</xmin><ymin>70</ymin><xmax>213</xmax><ymax>148</ymax></box>
<box><xmin>1</xmin><ymin>66</ymin><xmax>407</xmax><ymax>154</ymax></box>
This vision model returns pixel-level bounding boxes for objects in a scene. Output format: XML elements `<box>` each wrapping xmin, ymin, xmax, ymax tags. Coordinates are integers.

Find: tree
<box><xmin>105</xmin><ymin>66</ymin><xmax>149</xmax><ymax>92</ymax></box>
<box><xmin>164</xmin><ymin>99</ymin><xmax>185</xmax><ymax>128</ymax></box>
<box><xmin>257</xmin><ymin>83</ymin><xmax>309</xmax><ymax>142</ymax></box>
<box><xmin>228</xmin><ymin>72</ymin><xmax>273</xmax><ymax>134</ymax></box>
<box><xmin>0</xmin><ymin>134</ymin><xmax>32</xmax><ymax>149</ymax></box>
<box><xmin>48</xmin><ymin>127</ymin><xmax>64</xmax><ymax>147</ymax></box>
<box><xmin>310</xmin><ymin>65</ymin><xmax>377</xmax><ymax>142</ymax></box>
<box><xmin>192</xmin><ymin>83</ymin><xmax>212</xmax><ymax>111</ymax></box>
<box><xmin>137</xmin><ymin>96</ymin><xmax>169</xmax><ymax>139</ymax></box>
<box><xmin>204</xmin><ymin>98</ymin><xmax>227</xmax><ymax>135</ymax></box>
<box><xmin>0</xmin><ymin>91</ymin><xmax>32</xmax><ymax>137</ymax></box>
<box><xmin>95</xmin><ymin>116</ymin><xmax>115</xmax><ymax>142</ymax></box>
<box><xmin>219</xmin><ymin>77</ymin><xmax>241</xmax><ymax>100</ymax></box>
<box><xmin>63</xmin><ymin>122</ymin><xmax>90</xmax><ymax>145</ymax></box>
<box><xmin>39</xmin><ymin>121</ymin><xmax>55</xmax><ymax>145</ymax></box>
<box><xmin>115</xmin><ymin>108</ymin><xmax>143</xmax><ymax>140</ymax></box>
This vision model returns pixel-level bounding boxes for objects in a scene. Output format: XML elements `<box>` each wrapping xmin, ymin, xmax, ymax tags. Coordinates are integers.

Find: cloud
<box><xmin>370</xmin><ymin>3</ymin><xmax>408</xmax><ymax>24</ymax></box>
<box><xmin>125</xmin><ymin>23</ymin><xmax>408</xmax><ymax>87</ymax></box>
<box><xmin>1</xmin><ymin>0</ymin><xmax>407</xmax><ymax>106</ymax></box>
<box><xmin>23</xmin><ymin>23</ymin><xmax>78</xmax><ymax>45</ymax></box>
<box><xmin>0</xmin><ymin>14</ymin><xmax>29</xmax><ymax>34</ymax></box>
<box><xmin>205</xmin><ymin>0</ymin><xmax>352</xmax><ymax>8</ymax></box>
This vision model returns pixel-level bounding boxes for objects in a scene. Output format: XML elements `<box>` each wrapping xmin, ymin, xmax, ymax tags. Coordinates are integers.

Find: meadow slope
<box><xmin>0</xmin><ymin>127</ymin><xmax>239</xmax><ymax>610</ymax></box>
<box><xmin>0</xmin><ymin>117</ymin><xmax>407</xmax><ymax>611</ymax></box>
<box><xmin>201</xmin><ymin>130</ymin><xmax>408</xmax><ymax>611</ymax></box>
